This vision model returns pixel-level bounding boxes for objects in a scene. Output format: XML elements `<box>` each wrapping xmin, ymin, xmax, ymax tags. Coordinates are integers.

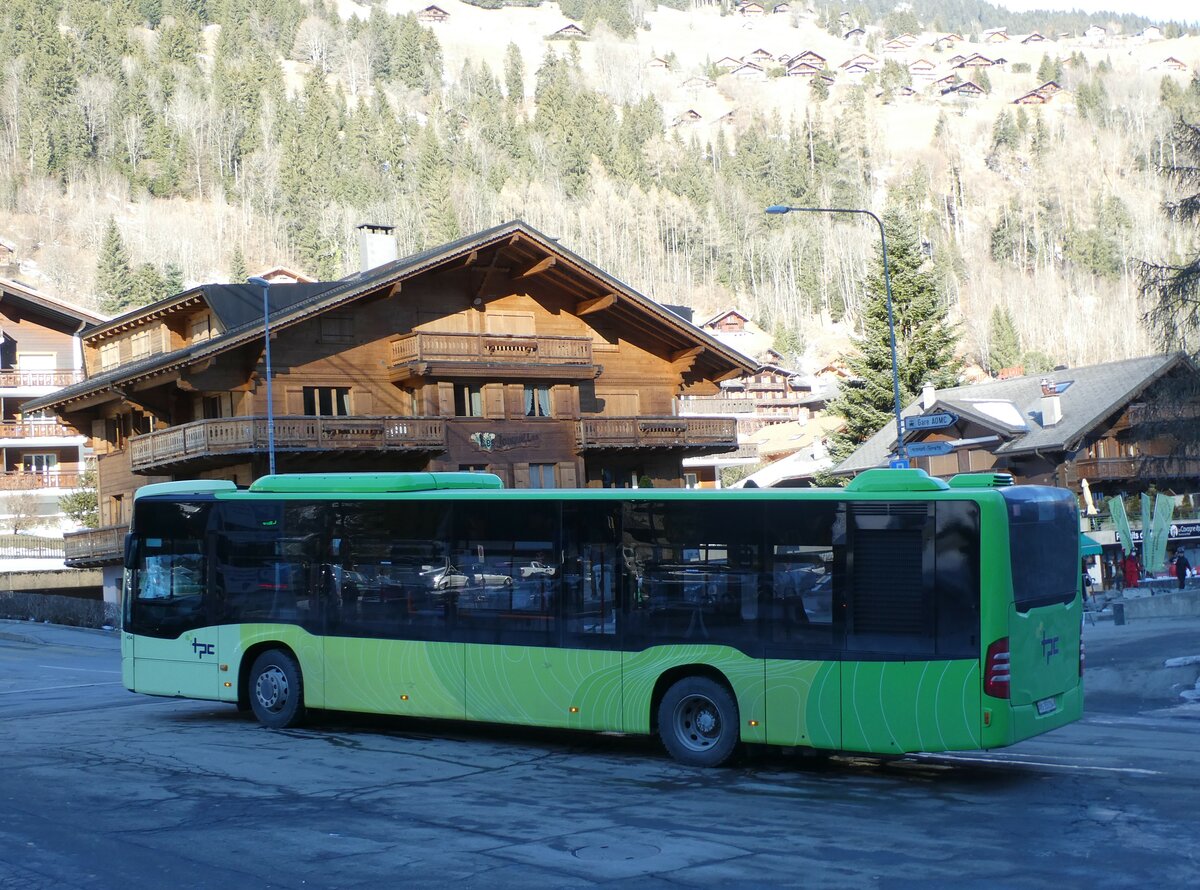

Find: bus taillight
<box><xmin>984</xmin><ymin>637</ymin><xmax>1011</xmax><ymax>699</ymax></box>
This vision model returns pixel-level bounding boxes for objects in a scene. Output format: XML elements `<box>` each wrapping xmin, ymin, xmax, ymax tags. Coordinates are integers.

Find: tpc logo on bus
<box><xmin>191</xmin><ymin>639</ymin><xmax>215</xmax><ymax>659</ymax></box>
<box><xmin>1041</xmin><ymin>632</ymin><xmax>1060</xmax><ymax>664</ymax></box>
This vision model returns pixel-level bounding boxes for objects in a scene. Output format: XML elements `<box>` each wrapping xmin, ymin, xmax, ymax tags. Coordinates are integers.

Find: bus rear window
<box><xmin>1002</xmin><ymin>487</ymin><xmax>1078</xmax><ymax>610</ymax></box>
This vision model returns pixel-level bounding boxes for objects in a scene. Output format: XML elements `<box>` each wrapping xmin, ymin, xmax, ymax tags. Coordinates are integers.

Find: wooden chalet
<box><xmin>945</xmin><ymin>54</ymin><xmax>967</xmax><ymax>67</ymax></box>
<box><xmin>714</xmin><ymin>57</ymin><xmax>743</xmax><ymax>72</ymax></box>
<box><xmin>646</xmin><ymin>57</ymin><xmax>671</xmax><ymax>71</ymax></box>
<box><xmin>731</xmin><ymin>61</ymin><xmax>765</xmax><ymax>78</ymax></box>
<box><xmin>932</xmin><ymin>74</ymin><xmax>959</xmax><ymax>91</ymax></box>
<box><xmin>1021</xmin><ymin>32</ymin><xmax>1048</xmax><ymax>44</ymax></box>
<box><xmin>682</xmin><ymin>76</ymin><xmax>716</xmax><ymax>90</ymax></box>
<box><xmin>1037</xmin><ymin>80</ymin><xmax>1063</xmax><ymax>96</ymax></box>
<box><xmin>835</xmin><ymin>354</ymin><xmax>1200</xmax><ymax>505</ymax></box>
<box><xmin>955</xmin><ymin>54</ymin><xmax>995</xmax><ymax>69</ymax></box>
<box><xmin>843</xmin><ymin>28</ymin><xmax>866</xmax><ymax>40</ymax></box>
<box><xmin>1154</xmin><ymin>57</ymin><xmax>1190</xmax><ymax>72</ymax></box>
<box><xmin>746</xmin><ymin>48</ymin><xmax>775</xmax><ymax>63</ymax></box>
<box><xmin>984</xmin><ymin>29</ymin><xmax>1010</xmax><ymax>44</ymax></box>
<box><xmin>417</xmin><ymin>5</ymin><xmax>449</xmax><ymax>23</ymax></box>
<box><xmin>932</xmin><ymin>33</ymin><xmax>964</xmax><ymax>49</ymax></box>
<box><xmin>1083</xmin><ymin>25</ymin><xmax>1106</xmax><ymax>43</ymax></box>
<box><xmin>882</xmin><ymin>39</ymin><xmax>910</xmax><ymax>53</ymax></box>
<box><xmin>739</xmin><ymin>2</ymin><xmax>766</xmax><ymax>15</ymax></box>
<box><xmin>772</xmin><ymin>3</ymin><xmax>791</xmax><ymax>13</ymax></box>
<box><xmin>0</xmin><ymin>278</ymin><xmax>103</xmax><ymax>496</ymax></box>
<box><xmin>672</xmin><ymin>109</ymin><xmax>702</xmax><ymax>125</ymax></box>
<box><xmin>839</xmin><ymin>53</ymin><xmax>877</xmax><ymax>71</ymax></box>
<box><xmin>549</xmin><ymin>23</ymin><xmax>587</xmax><ymax>40</ymax></box>
<box><xmin>943</xmin><ymin>80</ymin><xmax>984</xmax><ymax>98</ymax></box>
<box><xmin>25</xmin><ymin>221</ymin><xmax>755</xmax><ymax>585</ymax></box>
<box><xmin>1013</xmin><ymin>89</ymin><xmax>1051</xmax><ymax>105</ymax></box>
<box><xmin>790</xmin><ymin>50</ymin><xmax>826</xmax><ymax>67</ymax></box>
<box><xmin>785</xmin><ymin>62</ymin><xmax>822</xmax><ymax>77</ymax></box>
<box><xmin>908</xmin><ymin>59</ymin><xmax>937</xmax><ymax>77</ymax></box>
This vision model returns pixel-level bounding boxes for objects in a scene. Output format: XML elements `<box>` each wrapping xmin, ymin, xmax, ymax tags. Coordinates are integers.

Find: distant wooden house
<box><xmin>714</xmin><ymin>56</ymin><xmax>743</xmax><ymax>72</ymax></box>
<box><xmin>549</xmin><ymin>23</ymin><xmax>587</xmax><ymax>40</ymax></box>
<box><xmin>946</xmin><ymin>54</ymin><xmax>967</xmax><ymax>67</ymax></box>
<box><xmin>879</xmin><ymin>85</ymin><xmax>917</xmax><ymax>99</ymax></box>
<box><xmin>983</xmin><ymin>28</ymin><xmax>1009</xmax><ymax>43</ymax></box>
<box><xmin>739</xmin><ymin>2</ymin><xmax>766</xmax><ymax>15</ymax></box>
<box><xmin>1036</xmin><ymin>80</ymin><xmax>1063</xmax><ymax>97</ymax></box>
<box><xmin>943</xmin><ymin>80</ymin><xmax>985</xmax><ymax>99</ymax></box>
<box><xmin>682</xmin><ymin>75</ymin><xmax>716</xmax><ymax>89</ymax></box>
<box><xmin>746</xmin><ymin>48</ymin><xmax>775</xmax><ymax>63</ymax></box>
<box><xmin>1021</xmin><ymin>32</ymin><xmax>1047</xmax><ymax>44</ymax></box>
<box><xmin>417</xmin><ymin>5</ymin><xmax>449</xmax><ymax>23</ymax></box>
<box><xmin>908</xmin><ymin>58</ymin><xmax>937</xmax><ymax>78</ymax></box>
<box><xmin>932</xmin><ymin>74</ymin><xmax>959</xmax><ymax>91</ymax></box>
<box><xmin>1083</xmin><ymin>25</ymin><xmax>1106</xmax><ymax>43</ymax></box>
<box><xmin>646</xmin><ymin>57</ymin><xmax>671</xmax><ymax>72</ymax></box>
<box><xmin>791</xmin><ymin>50</ymin><xmax>826</xmax><ymax>67</ymax></box>
<box><xmin>843</xmin><ymin>27</ymin><xmax>865</xmax><ymax>41</ymax></box>
<box><xmin>1154</xmin><ymin>57</ymin><xmax>1190</xmax><ymax>72</ymax></box>
<box><xmin>1013</xmin><ymin>88</ymin><xmax>1051</xmax><ymax>105</ymax></box>
<box><xmin>839</xmin><ymin>53</ymin><xmax>877</xmax><ymax>71</ymax></box>
<box><xmin>731</xmin><ymin>61</ymin><xmax>765</xmax><ymax>78</ymax></box>
<box><xmin>840</xmin><ymin>62</ymin><xmax>872</xmax><ymax>78</ymax></box>
<box><xmin>932</xmin><ymin>33</ymin><xmax>964</xmax><ymax>49</ymax></box>
<box><xmin>772</xmin><ymin>2</ymin><xmax>791</xmax><ymax>13</ymax></box>
<box><xmin>785</xmin><ymin>61</ymin><xmax>822</xmax><ymax>77</ymax></box>
<box><xmin>1136</xmin><ymin>26</ymin><xmax>1164</xmax><ymax>42</ymax></box>
<box><xmin>882</xmin><ymin>38</ymin><xmax>911</xmax><ymax>53</ymax></box>
<box><xmin>955</xmin><ymin>54</ymin><xmax>995</xmax><ymax>69</ymax></box>
<box><xmin>672</xmin><ymin>109</ymin><xmax>702</xmax><ymax>126</ymax></box>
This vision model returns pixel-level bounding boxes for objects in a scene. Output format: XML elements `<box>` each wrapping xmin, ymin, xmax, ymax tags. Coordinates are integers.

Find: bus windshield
<box><xmin>1002</xmin><ymin>487</ymin><xmax>1078</xmax><ymax>610</ymax></box>
<box><xmin>127</xmin><ymin>500</ymin><xmax>212</xmax><ymax>636</ymax></box>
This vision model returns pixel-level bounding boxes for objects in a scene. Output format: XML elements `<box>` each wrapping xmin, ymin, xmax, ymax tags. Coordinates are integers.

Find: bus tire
<box><xmin>249</xmin><ymin>649</ymin><xmax>306</xmax><ymax>729</ymax></box>
<box><xmin>657</xmin><ymin>676</ymin><xmax>739</xmax><ymax>767</ymax></box>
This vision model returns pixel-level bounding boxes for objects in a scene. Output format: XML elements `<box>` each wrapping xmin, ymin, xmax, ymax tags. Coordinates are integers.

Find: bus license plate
<box><xmin>1036</xmin><ymin>697</ymin><xmax>1057</xmax><ymax>716</ymax></box>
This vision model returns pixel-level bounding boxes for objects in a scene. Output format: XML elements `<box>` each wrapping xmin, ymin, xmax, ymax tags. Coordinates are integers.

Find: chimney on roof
<box><xmin>921</xmin><ymin>381</ymin><xmax>936</xmax><ymax>411</ymax></box>
<box><xmin>1040</xmin><ymin>378</ymin><xmax>1063</xmax><ymax>426</ymax></box>
<box><xmin>357</xmin><ymin>223</ymin><xmax>397</xmax><ymax>272</ymax></box>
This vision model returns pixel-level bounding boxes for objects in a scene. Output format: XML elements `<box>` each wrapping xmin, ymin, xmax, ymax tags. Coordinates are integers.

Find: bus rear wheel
<box><xmin>249</xmin><ymin>649</ymin><xmax>306</xmax><ymax>729</ymax></box>
<box><xmin>657</xmin><ymin>676</ymin><xmax>739</xmax><ymax>767</ymax></box>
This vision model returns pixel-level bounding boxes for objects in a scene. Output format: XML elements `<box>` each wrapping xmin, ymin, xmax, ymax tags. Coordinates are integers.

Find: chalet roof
<box><xmin>843</xmin><ymin>28</ymin><xmax>865</xmax><ymax>38</ymax></box>
<box><xmin>27</xmin><ymin>221</ymin><xmax>758</xmax><ymax>414</ymax></box>
<box><xmin>834</xmin><ymin>353</ymin><xmax>1190</xmax><ymax>474</ymax></box>
<box><xmin>839</xmin><ymin>54</ymin><xmax>876</xmax><ymax>68</ymax></box>
<box><xmin>701</xmin><ymin>308</ymin><xmax>750</xmax><ymax>327</ymax></box>
<box><xmin>0</xmin><ymin>277</ymin><xmax>106</xmax><ymax>329</ymax></box>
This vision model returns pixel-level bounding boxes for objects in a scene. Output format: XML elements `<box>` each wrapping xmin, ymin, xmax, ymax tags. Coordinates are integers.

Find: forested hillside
<box><xmin>1</xmin><ymin>0</ymin><xmax>1198</xmax><ymax>380</ymax></box>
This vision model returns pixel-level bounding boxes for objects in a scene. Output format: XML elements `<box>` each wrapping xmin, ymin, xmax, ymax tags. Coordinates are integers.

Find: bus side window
<box><xmin>764</xmin><ymin>500</ymin><xmax>839</xmax><ymax>655</ymax></box>
<box><xmin>562</xmin><ymin>503</ymin><xmax>620</xmax><ymax>644</ymax></box>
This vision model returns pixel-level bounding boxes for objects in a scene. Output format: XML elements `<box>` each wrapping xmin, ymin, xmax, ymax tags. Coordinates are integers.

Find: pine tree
<box><xmin>129</xmin><ymin>263</ymin><xmax>166</xmax><ymax>307</ymax></box>
<box><xmin>416</xmin><ymin>124</ymin><xmax>459</xmax><ymax>248</ymax></box>
<box><xmin>96</xmin><ymin>217</ymin><xmax>135</xmax><ymax>314</ymax></box>
<box><xmin>163</xmin><ymin>263</ymin><xmax>184</xmax><ymax>295</ymax></box>
<box><xmin>504</xmin><ymin>42</ymin><xmax>524</xmax><ymax>104</ymax></box>
<box><xmin>828</xmin><ymin>208</ymin><xmax>962</xmax><ymax>460</ymax></box>
<box><xmin>229</xmin><ymin>246</ymin><xmax>247</xmax><ymax>282</ymax></box>
<box><xmin>988</xmin><ymin>305</ymin><xmax>1022</xmax><ymax>373</ymax></box>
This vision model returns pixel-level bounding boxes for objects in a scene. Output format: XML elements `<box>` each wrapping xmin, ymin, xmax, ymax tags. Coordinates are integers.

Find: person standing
<box><xmin>1123</xmin><ymin>552</ymin><xmax>1140</xmax><ymax>590</ymax></box>
<box><xmin>1173</xmin><ymin>548</ymin><xmax>1191</xmax><ymax>591</ymax></box>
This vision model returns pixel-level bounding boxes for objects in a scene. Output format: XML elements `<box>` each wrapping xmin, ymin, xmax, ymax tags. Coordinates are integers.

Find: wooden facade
<box><xmin>29</xmin><ymin>222</ymin><xmax>754</xmax><ymax>567</ymax></box>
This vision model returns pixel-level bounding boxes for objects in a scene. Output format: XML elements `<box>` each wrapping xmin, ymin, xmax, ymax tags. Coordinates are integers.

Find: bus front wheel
<box><xmin>249</xmin><ymin>649</ymin><xmax>306</xmax><ymax>729</ymax></box>
<box><xmin>657</xmin><ymin>676</ymin><xmax>739</xmax><ymax>767</ymax></box>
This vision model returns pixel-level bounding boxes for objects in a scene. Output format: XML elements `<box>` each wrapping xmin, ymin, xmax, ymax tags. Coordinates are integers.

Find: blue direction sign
<box><xmin>904</xmin><ymin>412</ymin><xmax>958</xmax><ymax>432</ymax></box>
<box><xmin>906</xmin><ymin>441</ymin><xmax>954</xmax><ymax>457</ymax></box>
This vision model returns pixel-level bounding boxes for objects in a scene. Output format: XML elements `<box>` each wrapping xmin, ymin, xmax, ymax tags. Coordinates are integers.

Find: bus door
<box><xmin>127</xmin><ymin>500</ymin><xmax>221</xmax><ymax>700</ymax></box>
<box><xmin>764</xmin><ymin>500</ymin><xmax>842</xmax><ymax>750</ymax></box>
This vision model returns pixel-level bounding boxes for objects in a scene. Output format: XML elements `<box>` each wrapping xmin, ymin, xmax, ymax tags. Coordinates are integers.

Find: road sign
<box><xmin>888</xmin><ymin>458</ymin><xmax>910</xmax><ymax>469</ymax></box>
<box><xmin>904</xmin><ymin>412</ymin><xmax>958</xmax><ymax>432</ymax></box>
<box><xmin>906</xmin><ymin>441</ymin><xmax>954</xmax><ymax>457</ymax></box>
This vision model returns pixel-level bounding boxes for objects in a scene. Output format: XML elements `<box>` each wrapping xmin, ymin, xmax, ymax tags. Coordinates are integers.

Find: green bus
<box><xmin>121</xmin><ymin>468</ymin><xmax>1083</xmax><ymax>767</ymax></box>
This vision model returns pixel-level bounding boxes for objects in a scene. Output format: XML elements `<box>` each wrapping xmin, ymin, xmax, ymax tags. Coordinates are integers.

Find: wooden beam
<box><xmin>514</xmin><ymin>256</ymin><xmax>556</xmax><ymax>279</ymax></box>
<box><xmin>712</xmin><ymin>368</ymin><xmax>746</xmax><ymax>383</ymax></box>
<box><xmin>458</xmin><ymin>250</ymin><xmax>479</xmax><ymax>269</ymax></box>
<box><xmin>576</xmin><ymin>293</ymin><xmax>618</xmax><ymax>315</ymax></box>
<box><xmin>671</xmin><ymin>346</ymin><xmax>703</xmax><ymax>363</ymax></box>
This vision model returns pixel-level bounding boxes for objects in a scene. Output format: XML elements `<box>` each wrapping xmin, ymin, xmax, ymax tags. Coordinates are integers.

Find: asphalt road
<box><xmin>1</xmin><ymin>618</ymin><xmax>1198</xmax><ymax>889</ymax></box>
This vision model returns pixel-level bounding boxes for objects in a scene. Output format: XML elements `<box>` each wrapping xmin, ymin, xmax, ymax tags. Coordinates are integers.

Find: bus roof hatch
<box><xmin>845</xmin><ymin>468</ymin><xmax>950</xmax><ymax>493</ymax></box>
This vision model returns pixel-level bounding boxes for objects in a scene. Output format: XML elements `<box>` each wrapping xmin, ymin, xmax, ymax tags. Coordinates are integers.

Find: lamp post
<box><xmin>764</xmin><ymin>205</ymin><xmax>907</xmax><ymax>463</ymax></box>
<box><xmin>247</xmin><ymin>276</ymin><xmax>276</xmax><ymax>476</ymax></box>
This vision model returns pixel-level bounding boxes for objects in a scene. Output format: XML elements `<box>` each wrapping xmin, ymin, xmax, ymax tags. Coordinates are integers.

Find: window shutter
<box><xmin>557</xmin><ymin>462</ymin><xmax>577</xmax><ymax>488</ymax></box>
<box><xmin>284</xmin><ymin>388</ymin><xmax>305</xmax><ymax>415</ymax></box>
<box><xmin>485</xmin><ymin>384</ymin><xmax>505</xmax><ymax>418</ymax></box>
<box><xmin>91</xmin><ymin>419</ymin><xmax>109</xmax><ymax>455</ymax></box>
<box><xmin>437</xmin><ymin>382</ymin><xmax>456</xmax><ymax>417</ymax></box>
<box><xmin>512</xmin><ymin>463</ymin><xmax>531</xmax><ymax>488</ymax></box>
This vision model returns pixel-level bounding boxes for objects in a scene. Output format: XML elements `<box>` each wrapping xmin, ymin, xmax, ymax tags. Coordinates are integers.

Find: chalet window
<box><xmin>528</xmin><ymin>464</ymin><xmax>556</xmax><ymax>489</ymax></box>
<box><xmin>130</xmin><ymin>330</ymin><xmax>152</xmax><ymax>360</ymax></box>
<box><xmin>524</xmin><ymin>385</ymin><xmax>551</xmax><ymax>417</ymax></box>
<box><xmin>22</xmin><ymin>453</ymin><xmax>57</xmax><ymax>474</ymax></box>
<box><xmin>100</xmin><ymin>342</ymin><xmax>119</xmax><ymax>370</ymax></box>
<box><xmin>319</xmin><ymin>315</ymin><xmax>354</xmax><ymax>344</ymax></box>
<box><xmin>454</xmin><ymin>384</ymin><xmax>483</xmax><ymax>417</ymax></box>
<box><xmin>190</xmin><ymin>316</ymin><xmax>211</xmax><ymax>343</ymax></box>
<box><xmin>302</xmin><ymin>387</ymin><xmax>351</xmax><ymax>416</ymax></box>
<box><xmin>203</xmin><ymin>396</ymin><xmax>224</xmax><ymax>419</ymax></box>
<box><xmin>684</xmin><ymin>473</ymin><xmax>698</xmax><ymax>489</ymax></box>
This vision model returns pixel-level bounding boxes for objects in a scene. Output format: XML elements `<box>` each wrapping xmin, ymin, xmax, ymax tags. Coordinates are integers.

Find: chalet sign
<box><xmin>904</xmin><ymin>412</ymin><xmax>958</xmax><ymax>432</ymax></box>
<box><xmin>906</xmin><ymin>441</ymin><xmax>954</xmax><ymax>457</ymax></box>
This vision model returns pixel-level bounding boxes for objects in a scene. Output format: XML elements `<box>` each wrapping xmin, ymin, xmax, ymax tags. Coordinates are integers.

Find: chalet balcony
<box><xmin>65</xmin><ymin>524</ymin><xmax>127</xmax><ymax>567</ymax></box>
<box><xmin>129</xmin><ymin>416</ymin><xmax>447</xmax><ymax>474</ymax></box>
<box><xmin>0</xmin><ymin>420</ymin><xmax>79</xmax><ymax>440</ymax></box>
<box><xmin>1071</xmin><ymin>456</ymin><xmax>1200</xmax><ymax>482</ymax></box>
<box><xmin>389</xmin><ymin>331</ymin><xmax>596</xmax><ymax>381</ymax></box>
<box><xmin>0</xmin><ymin>471</ymin><xmax>82</xmax><ymax>491</ymax></box>
<box><xmin>0</xmin><ymin>369</ymin><xmax>84</xmax><ymax>389</ymax></box>
<box><xmin>577</xmin><ymin>416</ymin><xmax>738</xmax><ymax>452</ymax></box>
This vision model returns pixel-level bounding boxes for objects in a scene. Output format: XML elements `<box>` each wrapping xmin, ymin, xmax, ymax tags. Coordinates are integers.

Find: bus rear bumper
<box><xmin>1007</xmin><ymin>683</ymin><xmax>1083</xmax><ymax>743</ymax></box>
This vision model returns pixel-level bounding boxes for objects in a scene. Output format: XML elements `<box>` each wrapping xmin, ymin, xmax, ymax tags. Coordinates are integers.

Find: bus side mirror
<box><xmin>123</xmin><ymin>533</ymin><xmax>135</xmax><ymax>569</ymax></box>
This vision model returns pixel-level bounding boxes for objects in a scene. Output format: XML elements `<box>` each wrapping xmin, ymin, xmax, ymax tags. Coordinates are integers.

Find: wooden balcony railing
<box><xmin>577</xmin><ymin>416</ymin><xmax>738</xmax><ymax>450</ymax></box>
<box><xmin>390</xmin><ymin>331</ymin><xmax>593</xmax><ymax>370</ymax></box>
<box><xmin>0</xmin><ymin>471</ymin><xmax>82</xmax><ymax>490</ymax></box>
<box><xmin>1071</xmin><ymin>456</ymin><xmax>1200</xmax><ymax>481</ymax></box>
<box><xmin>129</xmin><ymin>416</ymin><xmax>446</xmax><ymax>472</ymax></box>
<box><xmin>0</xmin><ymin>369</ymin><xmax>84</xmax><ymax>388</ymax></box>
<box><xmin>65</xmin><ymin>524</ymin><xmax>127</xmax><ymax>566</ymax></box>
<box><xmin>0</xmin><ymin>421</ymin><xmax>78</xmax><ymax>439</ymax></box>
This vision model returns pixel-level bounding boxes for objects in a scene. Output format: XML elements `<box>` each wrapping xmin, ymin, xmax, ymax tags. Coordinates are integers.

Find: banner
<box><xmin>1141</xmin><ymin>493</ymin><xmax>1153</xmax><ymax>570</ymax></box>
<box><xmin>1109</xmin><ymin>496</ymin><xmax>1133</xmax><ymax>554</ymax></box>
<box><xmin>1145</xmin><ymin>494</ymin><xmax>1175</xmax><ymax>573</ymax></box>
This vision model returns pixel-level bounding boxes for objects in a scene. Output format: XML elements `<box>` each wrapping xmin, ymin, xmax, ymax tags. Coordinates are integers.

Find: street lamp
<box><xmin>764</xmin><ymin>204</ymin><xmax>907</xmax><ymax>463</ymax></box>
<box><xmin>247</xmin><ymin>276</ymin><xmax>276</xmax><ymax>476</ymax></box>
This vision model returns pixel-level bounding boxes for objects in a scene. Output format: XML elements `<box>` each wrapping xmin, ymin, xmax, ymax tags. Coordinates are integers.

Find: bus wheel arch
<box><xmin>242</xmin><ymin>644</ymin><xmax>307</xmax><ymax>729</ymax></box>
<box><xmin>651</xmin><ymin>666</ymin><xmax>740</xmax><ymax>768</ymax></box>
